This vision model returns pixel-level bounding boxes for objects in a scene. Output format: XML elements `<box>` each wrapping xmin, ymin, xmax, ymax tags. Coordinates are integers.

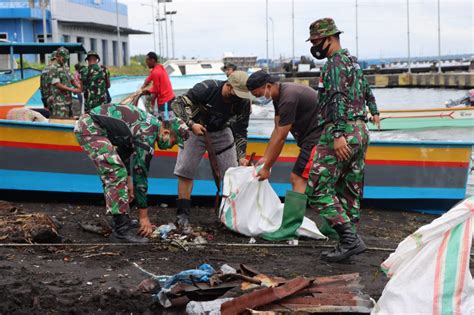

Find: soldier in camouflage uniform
<box><xmin>305</xmin><ymin>18</ymin><xmax>381</xmax><ymax>262</ymax></box>
<box><xmin>74</xmin><ymin>103</ymin><xmax>189</xmax><ymax>243</ymax></box>
<box><xmin>40</xmin><ymin>51</ymin><xmax>57</xmax><ymax>109</ymax></box>
<box><xmin>79</xmin><ymin>50</ymin><xmax>111</xmax><ymax>113</ymax></box>
<box><xmin>48</xmin><ymin>47</ymin><xmax>80</xmax><ymax>118</ymax></box>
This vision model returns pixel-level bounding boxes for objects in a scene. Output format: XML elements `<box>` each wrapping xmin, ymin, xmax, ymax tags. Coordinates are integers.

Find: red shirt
<box><xmin>145</xmin><ymin>64</ymin><xmax>175</xmax><ymax>105</ymax></box>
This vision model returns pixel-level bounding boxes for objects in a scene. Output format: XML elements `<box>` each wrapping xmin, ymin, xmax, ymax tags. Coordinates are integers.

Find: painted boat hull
<box><xmin>0</xmin><ymin>120</ymin><xmax>472</xmax><ymax>211</ymax></box>
<box><xmin>371</xmin><ymin>107</ymin><xmax>474</xmax><ymax>130</ymax></box>
<box><xmin>0</xmin><ymin>75</ymin><xmax>40</xmax><ymax>118</ymax></box>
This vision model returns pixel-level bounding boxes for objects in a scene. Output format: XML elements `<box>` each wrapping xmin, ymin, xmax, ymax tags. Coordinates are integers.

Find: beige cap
<box><xmin>228</xmin><ymin>71</ymin><xmax>253</xmax><ymax>100</ymax></box>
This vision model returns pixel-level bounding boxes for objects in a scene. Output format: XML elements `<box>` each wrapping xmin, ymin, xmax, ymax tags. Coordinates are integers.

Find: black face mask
<box><xmin>310</xmin><ymin>38</ymin><xmax>330</xmax><ymax>60</ymax></box>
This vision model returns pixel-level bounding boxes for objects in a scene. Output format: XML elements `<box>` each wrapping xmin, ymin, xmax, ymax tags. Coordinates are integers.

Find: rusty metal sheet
<box><xmin>221</xmin><ymin>277</ymin><xmax>311</xmax><ymax>315</ymax></box>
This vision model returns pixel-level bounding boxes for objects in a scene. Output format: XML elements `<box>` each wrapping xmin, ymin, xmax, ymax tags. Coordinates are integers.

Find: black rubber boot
<box><xmin>110</xmin><ymin>214</ymin><xmax>148</xmax><ymax>243</ymax></box>
<box><xmin>176</xmin><ymin>199</ymin><xmax>191</xmax><ymax>232</ymax></box>
<box><xmin>322</xmin><ymin>223</ymin><xmax>367</xmax><ymax>262</ymax></box>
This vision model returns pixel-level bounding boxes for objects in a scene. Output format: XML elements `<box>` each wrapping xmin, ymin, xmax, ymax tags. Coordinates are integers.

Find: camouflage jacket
<box><xmin>40</xmin><ymin>64</ymin><xmax>55</xmax><ymax>100</ymax></box>
<box><xmin>318</xmin><ymin>49</ymin><xmax>379</xmax><ymax>134</ymax></box>
<box><xmin>171</xmin><ymin>80</ymin><xmax>250</xmax><ymax>160</ymax></box>
<box><xmin>49</xmin><ymin>63</ymin><xmax>73</xmax><ymax>105</ymax></box>
<box><xmin>89</xmin><ymin>104</ymin><xmax>161</xmax><ymax>208</ymax></box>
<box><xmin>80</xmin><ymin>64</ymin><xmax>110</xmax><ymax>112</ymax></box>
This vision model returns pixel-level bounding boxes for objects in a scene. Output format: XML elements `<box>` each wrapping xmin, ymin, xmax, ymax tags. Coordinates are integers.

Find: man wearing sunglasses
<box><xmin>171</xmin><ymin>71</ymin><xmax>253</xmax><ymax>229</ymax></box>
<box><xmin>305</xmin><ymin>18</ymin><xmax>380</xmax><ymax>262</ymax></box>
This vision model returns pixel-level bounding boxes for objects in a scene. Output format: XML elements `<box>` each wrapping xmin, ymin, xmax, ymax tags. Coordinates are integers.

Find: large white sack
<box><xmin>219</xmin><ymin>166</ymin><xmax>325</xmax><ymax>239</ymax></box>
<box><xmin>373</xmin><ymin>197</ymin><xmax>474</xmax><ymax>315</ymax></box>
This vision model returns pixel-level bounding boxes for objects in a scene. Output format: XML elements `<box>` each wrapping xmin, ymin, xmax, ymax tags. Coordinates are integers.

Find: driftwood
<box><xmin>0</xmin><ymin>201</ymin><xmax>61</xmax><ymax>243</ymax></box>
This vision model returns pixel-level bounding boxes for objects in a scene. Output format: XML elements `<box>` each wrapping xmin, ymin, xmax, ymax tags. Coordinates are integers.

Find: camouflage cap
<box><xmin>306</xmin><ymin>17</ymin><xmax>343</xmax><ymax>42</ymax></box>
<box><xmin>49</xmin><ymin>51</ymin><xmax>57</xmax><ymax>61</ymax></box>
<box><xmin>169</xmin><ymin>117</ymin><xmax>189</xmax><ymax>149</ymax></box>
<box><xmin>56</xmin><ymin>47</ymin><xmax>70</xmax><ymax>60</ymax></box>
<box><xmin>85</xmin><ymin>50</ymin><xmax>100</xmax><ymax>62</ymax></box>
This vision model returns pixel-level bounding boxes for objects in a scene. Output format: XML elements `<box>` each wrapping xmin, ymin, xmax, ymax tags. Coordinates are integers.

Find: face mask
<box><xmin>255</xmin><ymin>86</ymin><xmax>272</xmax><ymax>105</ymax></box>
<box><xmin>157</xmin><ymin>133</ymin><xmax>173</xmax><ymax>150</ymax></box>
<box><xmin>311</xmin><ymin>38</ymin><xmax>330</xmax><ymax>60</ymax></box>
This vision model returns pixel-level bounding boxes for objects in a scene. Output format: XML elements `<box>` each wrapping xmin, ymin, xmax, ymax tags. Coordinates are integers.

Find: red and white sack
<box><xmin>373</xmin><ymin>197</ymin><xmax>474</xmax><ymax>314</ymax></box>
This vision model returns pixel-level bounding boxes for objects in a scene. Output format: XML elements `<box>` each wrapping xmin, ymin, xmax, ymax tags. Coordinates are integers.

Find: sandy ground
<box><xmin>0</xmin><ymin>197</ymin><xmax>472</xmax><ymax>314</ymax></box>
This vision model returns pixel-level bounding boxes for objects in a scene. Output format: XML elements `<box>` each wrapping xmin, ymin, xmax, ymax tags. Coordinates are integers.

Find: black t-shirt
<box><xmin>186</xmin><ymin>80</ymin><xmax>249</xmax><ymax>132</ymax></box>
<box><xmin>273</xmin><ymin>82</ymin><xmax>321</xmax><ymax>147</ymax></box>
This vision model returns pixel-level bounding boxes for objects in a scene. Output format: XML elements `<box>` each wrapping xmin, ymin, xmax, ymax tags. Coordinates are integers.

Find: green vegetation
<box><xmin>15</xmin><ymin>55</ymin><xmax>166</xmax><ymax>77</ymax></box>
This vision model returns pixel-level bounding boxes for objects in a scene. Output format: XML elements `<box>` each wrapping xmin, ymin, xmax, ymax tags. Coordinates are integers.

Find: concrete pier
<box><xmin>285</xmin><ymin>72</ymin><xmax>474</xmax><ymax>89</ymax></box>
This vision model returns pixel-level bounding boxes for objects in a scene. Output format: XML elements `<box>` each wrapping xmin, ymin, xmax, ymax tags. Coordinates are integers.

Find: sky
<box><xmin>122</xmin><ymin>0</ymin><xmax>473</xmax><ymax>60</ymax></box>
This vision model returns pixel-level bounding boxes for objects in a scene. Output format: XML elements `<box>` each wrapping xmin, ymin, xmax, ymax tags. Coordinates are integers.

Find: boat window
<box><xmin>179</xmin><ymin>65</ymin><xmax>186</xmax><ymax>75</ymax></box>
<box><xmin>166</xmin><ymin>65</ymin><xmax>175</xmax><ymax>75</ymax></box>
<box><xmin>201</xmin><ymin>64</ymin><xmax>212</xmax><ymax>69</ymax></box>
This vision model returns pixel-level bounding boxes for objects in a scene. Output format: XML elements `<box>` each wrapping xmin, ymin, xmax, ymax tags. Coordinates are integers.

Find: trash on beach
<box><xmin>0</xmin><ymin>201</ymin><xmax>61</xmax><ymax>243</ymax></box>
<box><xmin>152</xmin><ymin>223</ymin><xmax>177</xmax><ymax>239</ymax></box>
<box><xmin>186</xmin><ymin>298</ymin><xmax>234</xmax><ymax>314</ymax></box>
<box><xmin>219</xmin><ymin>166</ymin><xmax>326</xmax><ymax>241</ymax></box>
<box><xmin>374</xmin><ymin>197</ymin><xmax>474</xmax><ymax>314</ymax></box>
<box><xmin>134</xmin><ymin>261</ymin><xmax>373</xmax><ymax>312</ymax></box>
<box><xmin>78</xmin><ymin>220</ymin><xmax>112</xmax><ymax>236</ymax></box>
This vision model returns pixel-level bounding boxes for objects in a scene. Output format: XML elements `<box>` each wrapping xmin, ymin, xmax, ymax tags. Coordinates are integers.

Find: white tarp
<box><xmin>373</xmin><ymin>197</ymin><xmax>474</xmax><ymax>314</ymax></box>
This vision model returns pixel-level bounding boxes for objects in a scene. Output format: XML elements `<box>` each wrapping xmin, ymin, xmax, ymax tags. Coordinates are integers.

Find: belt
<box><xmin>324</xmin><ymin>119</ymin><xmax>366</xmax><ymax>128</ymax></box>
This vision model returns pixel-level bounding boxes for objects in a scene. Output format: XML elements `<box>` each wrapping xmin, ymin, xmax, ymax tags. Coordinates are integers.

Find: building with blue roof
<box><xmin>0</xmin><ymin>0</ymin><xmax>149</xmax><ymax>66</ymax></box>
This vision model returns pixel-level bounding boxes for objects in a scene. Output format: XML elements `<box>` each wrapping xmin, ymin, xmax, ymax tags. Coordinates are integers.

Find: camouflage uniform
<box><xmin>48</xmin><ymin>47</ymin><xmax>73</xmax><ymax>118</ymax></box>
<box><xmin>80</xmin><ymin>51</ymin><xmax>110</xmax><ymax>112</ymax></box>
<box><xmin>40</xmin><ymin>52</ymin><xmax>57</xmax><ymax>108</ymax></box>
<box><xmin>74</xmin><ymin>104</ymin><xmax>188</xmax><ymax>215</ymax></box>
<box><xmin>305</xmin><ymin>18</ymin><xmax>379</xmax><ymax>227</ymax></box>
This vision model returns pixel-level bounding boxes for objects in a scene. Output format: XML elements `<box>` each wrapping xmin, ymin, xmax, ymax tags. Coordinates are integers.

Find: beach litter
<box><xmin>133</xmin><ymin>262</ymin><xmax>374</xmax><ymax>313</ymax></box>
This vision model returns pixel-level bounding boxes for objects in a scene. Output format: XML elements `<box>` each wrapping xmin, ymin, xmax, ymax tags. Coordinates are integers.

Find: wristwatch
<box><xmin>333</xmin><ymin>131</ymin><xmax>344</xmax><ymax>139</ymax></box>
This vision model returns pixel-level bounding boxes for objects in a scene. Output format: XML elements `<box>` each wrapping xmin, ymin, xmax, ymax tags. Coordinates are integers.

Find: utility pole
<box><xmin>164</xmin><ymin>2</ymin><xmax>169</xmax><ymax>59</ymax></box>
<box><xmin>355</xmin><ymin>0</ymin><xmax>359</xmax><ymax>58</ymax></box>
<box><xmin>291</xmin><ymin>0</ymin><xmax>295</xmax><ymax>62</ymax></box>
<box><xmin>151</xmin><ymin>0</ymin><xmax>156</xmax><ymax>52</ymax></box>
<box><xmin>265</xmin><ymin>0</ymin><xmax>269</xmax><ymax>71</ymax></box>
<box><xmin>115</xmin><ymin>0</ymin><xmax>122</xmax><ymax>67</ymax></box>
<box><xmin>406</xmin><ymin>0</ymin><xmax>411</xmax><ymax>73</ymax></box>
<box><xmin>40</xmin><ymin>0</ymin><xmax>49</xmax><ymax>43</ymax></box>
<box><xmin>156</xmin><ymin>1</ymin><xmax>163</xmax><ymax>59</ymax></box>
<box><xmin>269</xmin><ymin>17</ymin><xmax>275</xmax><ymax>60</ymax></box>
<box><xmin>437</xmin><ymin>0</ymin><xmax>442</xmax><ymax>73</ymax></box>
<box><xmin>166</xmin><ymin>11</ymin><xmax>177</xmax><ymax>59</ymax></box>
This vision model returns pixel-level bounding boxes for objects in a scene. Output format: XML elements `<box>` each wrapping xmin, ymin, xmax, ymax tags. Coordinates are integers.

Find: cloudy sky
<box><xmin>122</xmin><ymin>0</ymin><xmax>473</xmax><ymax>60</ymax></box>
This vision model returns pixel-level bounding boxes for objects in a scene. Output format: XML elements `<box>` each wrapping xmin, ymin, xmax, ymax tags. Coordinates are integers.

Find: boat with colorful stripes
<box><xmin>376</xmin><ymin>106</ymin><xmax>474</xmax><ymax>130</ymax></box>
<box><xmin>0</xmin><ymin>119</ymin><xmax>472</xmax><ymax>212</ymax></box>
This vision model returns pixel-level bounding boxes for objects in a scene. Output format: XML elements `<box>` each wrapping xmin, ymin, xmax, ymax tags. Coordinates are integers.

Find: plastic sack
<box><xmin>373</xmin><ymin>197</ymin><xmax>474</xmax><ymax>315</ymax></box>
<box><xmin>219</xmin><ymin>166</ymin><xmax>325</xmax><ymax>240</ymax></box>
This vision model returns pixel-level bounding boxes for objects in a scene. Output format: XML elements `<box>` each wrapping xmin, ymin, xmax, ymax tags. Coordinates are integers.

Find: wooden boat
<box><xmin>0</xmin><ymin>119</ymin><xmax>472</xmax><ymax>212</ymax></box>
<box><xmin>0</xmin><ymin>75</ymin><xmax>40</xmax><ymax>118</ymax></box>
<box><xmin>370</xmin><ymin>107</ymin><xmax>474</xmax><ymax>130</ymax></box>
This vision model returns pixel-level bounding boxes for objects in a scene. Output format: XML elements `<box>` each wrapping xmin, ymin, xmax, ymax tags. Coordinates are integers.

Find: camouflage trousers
<box><xmin>74</xmin><ymin>114</ymin><xmax>129</xmax><ymax>215</ymax></box>
<box><xmin>47</xmin><ymin>97</ymin><xmax>73</xmax><ymax>119</ymax></box>
<box><xmin>305</xmin><ymin>121</ymin><xmax>369</xmax><ymax>227</ymax></box>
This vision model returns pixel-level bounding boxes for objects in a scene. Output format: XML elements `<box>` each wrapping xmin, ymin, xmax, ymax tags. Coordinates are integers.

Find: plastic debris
<box><xmin>249</xmin><ymin>237</ymin><xmax>256</xmax><ymax>244</ymax></box>
<box><xmin>193</xmin><ymin>235</ymin><xmax>207</xmax><ymax>244</ymax></box>
<box><xmin>186</xmin><ymin>298</ymin><xmax>234</xmax><ymax>314</ymax></box>
<box><xmin>220</xmin><ymin>264</ymin><xmax>237</xmax><ymax>275</ymax></box>
<box><xmin>152</xmin><ymin>223</ymin><xmax>177</xmax><ymax>239</ymax></box>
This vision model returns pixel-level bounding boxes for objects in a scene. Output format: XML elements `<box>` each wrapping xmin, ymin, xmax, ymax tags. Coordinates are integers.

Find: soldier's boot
<box><xmin>176</xmin><ymin>199</ymin><xmax>191</xmax><ymax>232</ymax></box>
<box><xmin>322</xmin><ymin>223</ymin><xmax>367</xmax><ymax>262</ymax></box>
<box><xmin>320</xmin><ymin>222</ymin><xmax>357</xmax><ymax>258</ymax></box>
<box><xmin>108</xmin><ymin>216</ymin><xmax>139</xmax><ymax>229</ymax></box>
<box><xmin>110</xmin><ymin>214</ymin><xmax>148</xmax><ymax>243</ymax></box>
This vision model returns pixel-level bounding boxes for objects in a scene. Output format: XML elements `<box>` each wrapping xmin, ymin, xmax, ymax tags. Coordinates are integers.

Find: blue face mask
<box><xmin>255</xmin><ymin>86</ymin><xmax>272</xmax><ymax>105</ymax></box>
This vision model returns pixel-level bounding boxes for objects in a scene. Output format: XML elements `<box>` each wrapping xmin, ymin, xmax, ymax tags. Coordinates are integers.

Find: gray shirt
<box><xmin>273</xmin><ymin>82</ymin><xmax>321</xmax><ymax>147</ymax></box>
